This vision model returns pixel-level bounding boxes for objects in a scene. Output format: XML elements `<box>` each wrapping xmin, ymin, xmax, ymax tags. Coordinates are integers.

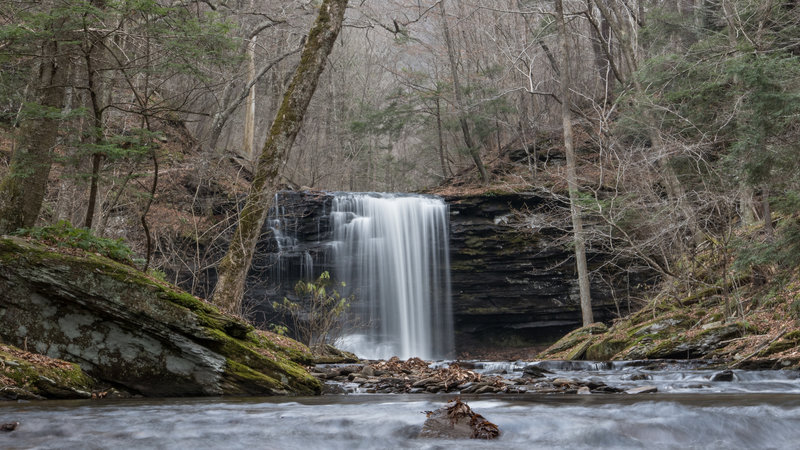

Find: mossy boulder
<box><xmin>1</xmin><ymin>342</ymin><xmax>94</xmax><ymax>400</ymax></box>
<box><xmin>540</xmin><ymin>323</ymin><xmax>608</xmax><ymax>360</ymax></box>
<box><xmin>0</xmin><ymin>236</ymin><xmax>320</xmax><ymax>397</ymax></box>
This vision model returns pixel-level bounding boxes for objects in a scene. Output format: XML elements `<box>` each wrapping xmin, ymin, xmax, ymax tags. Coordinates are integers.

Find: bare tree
<box><xmin>439</xmin><ymin>0</ymin><xmax>489</xmax><ymax>184</ymax></box>
<box><xmin>555</xmin><ymin>0</ymin><xmax>593</xmax><ymax>325</ymax></box>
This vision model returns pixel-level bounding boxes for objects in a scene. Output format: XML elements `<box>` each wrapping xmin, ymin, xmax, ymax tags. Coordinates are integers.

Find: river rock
<box><xmin>553</xmin><ymin>378</ymin><xmax>577</xmax><ymax>387</ymax></box>
<box><xmin>625</xmin><ymin>386</ymin><xmax>658</xmax><ymax>394</ymax></box>
<box><xmin>1</xmin><ymin>422</ymin><xmax>19</xmax><ymax>432</ymax></box>
<box><xmin>522</xmin><ymin>365</ymin><xmax>552</xmax><ymax>378</ymax></box>
<box><xmin>419</xmin><ymin>399</ymin><xmax>500</xmax><ymax>440</ymax></box>
<box><xmin>577</xmin><ymin>386</ymin><xmax>591</xmax><ymax>395</ymax></box>
<box><xmin>711</xmin><ymin>370</ymin><xmax>735</xmax><ymax>382</ymax></box>
<box><xmin>0</xmin><ymin>237</ymin><xmax>321</xmax><ymax>397</ymax></box>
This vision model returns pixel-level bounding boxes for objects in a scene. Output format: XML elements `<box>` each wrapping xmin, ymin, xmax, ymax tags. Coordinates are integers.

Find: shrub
<box><xmin>273</xmin><ymin>271</ymin><xmax>353</xmax><ymax>353</ymax></box>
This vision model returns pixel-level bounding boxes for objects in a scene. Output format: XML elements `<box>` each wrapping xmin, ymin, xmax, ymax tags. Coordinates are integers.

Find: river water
<box><xmin>3</xmin><ymin>362</ymin><xmax>800</xmax><ymax>449</ymax></box>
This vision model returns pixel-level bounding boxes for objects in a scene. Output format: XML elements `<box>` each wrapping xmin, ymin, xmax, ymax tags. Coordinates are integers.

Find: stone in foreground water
<box><xmin>419</xmin><ymin>398</ymin><xmax>500</xmax><ymax>440</ymax></box>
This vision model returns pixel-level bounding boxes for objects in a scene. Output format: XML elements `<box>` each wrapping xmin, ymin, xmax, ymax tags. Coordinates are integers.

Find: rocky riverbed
<box><xmin>311</xmin><ymin>357</ymin><xmax>800</xmax><ymax>396</ymax></box>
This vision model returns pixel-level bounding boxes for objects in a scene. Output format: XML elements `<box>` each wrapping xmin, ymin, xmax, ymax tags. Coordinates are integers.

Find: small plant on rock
<box><xmin>273</xmin><ymin>271</ymin><xmax>353</xmax><ymax>353</ymax></box>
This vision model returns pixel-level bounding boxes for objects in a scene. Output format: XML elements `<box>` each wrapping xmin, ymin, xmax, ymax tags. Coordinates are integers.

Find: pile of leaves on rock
<box><xmin>420</xmin><ymin>398</ymin><xmax>500</xmax><ymax>440</ymax></box>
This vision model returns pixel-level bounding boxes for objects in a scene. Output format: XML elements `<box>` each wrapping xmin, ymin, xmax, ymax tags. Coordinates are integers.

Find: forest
<box><xmin>1</xmin><ymin>0</ymin><xmax>800</xmax><ymax>393</ymax></box>
<box><xmin>2</xmin><ymin>0</ymin><xmax>800</xmax><ymax>445</ymax></box>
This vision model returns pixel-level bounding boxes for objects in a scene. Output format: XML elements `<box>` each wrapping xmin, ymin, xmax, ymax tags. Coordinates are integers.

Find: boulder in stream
<box><xmin>419</xmin><ymin>398</ymin><xmax>500</xmax><ymax>440</ymax></box>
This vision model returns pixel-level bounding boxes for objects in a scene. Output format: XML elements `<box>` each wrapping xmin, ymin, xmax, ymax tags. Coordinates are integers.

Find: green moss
<box><xmin>223</xmin><ymin>359</ymin><xmax>286</xmax><ymax>394</ymax></box>
<box><xmin>758</xmin><ymin>340</ymin><xmax>795</xmax><ymax>356</ymax></box>
<box><xmin>784</xmin><ymin>330</ymin><xmax>800</xmax><ymax>341</ymax></box>
<box><xmin>644</xmin><ymin>338</ymin><xmax>682</xmax><ymax>359</ymax></box>
<box><xmin>565</xmin><ymin>338</ymin><xmax>594</xmax><ymax>360</ymax></box>
<box><xmin>585</xmin><ymin>338</ymin><xmax>630</xmax><ymax>360</ymax></box>
<box><xmin>199</xmin><ymin>328</ymin><xmax>320</xmax><ymax>394</ymax></box>
<box><xmin>0</xmin><ymin>346</ymin><xmax>94</xmax><ymax>398</ymax></box>
<box><xmin>540</xmin><ymin>323</ymin><xmax>608</xmax><ymax>358</ymax></box>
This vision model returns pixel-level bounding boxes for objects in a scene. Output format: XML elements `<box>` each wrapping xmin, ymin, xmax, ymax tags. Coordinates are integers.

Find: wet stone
<box><xmin>419</xmin><ymin>399</ymin><xmax>500</xmax><ymax>440</ymax></box>
<box><xmin>475</xmin><ymin>385</ymin><xmax>497</xmax><ymax>394</ymax></box>
<box><xmin>1</xmin><ymin>422</ymin><xmax>19</xmax><ymax>432</ymax></box>
<box><xmin>625</xmin><ymin>386</ymin><xmax>658</xmax><ymax>394</ymax></box>
<box><xmin>522</xmin><ymin>365</ymin><xmax>552</xmax><ymax>378</ymax></box>
<box><xmin>553</xmin><ymin>378</ymin><xmax>577</xmax><ymax>387</ymax></box>
<box><xmin>711</xmin><ymin>370</ymin><xmax>735</xmax><ymax>382</ymax></box>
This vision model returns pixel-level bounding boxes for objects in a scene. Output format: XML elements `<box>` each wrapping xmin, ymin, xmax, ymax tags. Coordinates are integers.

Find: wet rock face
<box><xmin>445</xmin><ymin>193</ymin><xmax>651</xmax><ymax>353</ymax></box>
<box><xmin>0</xmin><ymin>237</ymin><xmax>321</xmax><ymax>397</ymax></box>
<box><xmin>237</xmin><ymin>191</ymin><xmax>653</xmax><ymax>355</ymax></box>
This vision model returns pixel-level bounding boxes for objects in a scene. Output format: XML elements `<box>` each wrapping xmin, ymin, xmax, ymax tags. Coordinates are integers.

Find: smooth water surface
<box><xmin>2</xmin><ymin>393</ymin><xmax>800</xmax><ymax>449</ymax></box>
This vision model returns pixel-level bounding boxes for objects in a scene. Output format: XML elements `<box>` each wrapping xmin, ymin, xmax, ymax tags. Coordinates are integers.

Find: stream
<box><xmin>3</xmin><ymin>361</ymin><xmax>800</xmax><ymax>449</ymax></box>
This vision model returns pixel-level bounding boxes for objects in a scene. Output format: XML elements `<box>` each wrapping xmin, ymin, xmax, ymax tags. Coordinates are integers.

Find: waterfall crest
<box><xmin>330</xmin><ymin>193</ymin><xmax>454</xmax><ymax>360</ymax></box>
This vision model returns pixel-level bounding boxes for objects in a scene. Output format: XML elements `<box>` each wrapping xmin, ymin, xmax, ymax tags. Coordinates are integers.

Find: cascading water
<box><xmin>330</xmin><ymin>193</ymin><xmax>454</xmax><ymax>360</ymax></box>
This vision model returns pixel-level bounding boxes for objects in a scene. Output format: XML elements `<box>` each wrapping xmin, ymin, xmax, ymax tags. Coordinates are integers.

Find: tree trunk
<box><xmin>435</xmin><ymin>95</ymin><xmax>450</xmax><ymax>179</ymax></box>
<box><xmin>82</xmin><ymin>0</ymin><xmax>109</xmax><ymax>230</ymax></box>
<box><xmin>83</xmin><ymin>40</ymin><xmax>107</xmax><ymax>229</ymax></box>
<box><xmin>211</xmin><ymin>0</ymin><xmax>349</xmax><ymax>315</ymax></box>
<box><xmin>0</xmin><ymin>38</ymin><xmax>69</xmax><ymax>234</ymax></box>
<box><xmin>555</xmin><ymin>0</ymin><xmax>594</xmax><ymax>326</ymax></box>
<box><xmin>243</xmin><ymin>35</ymin><xmax>257</xmax><ymax>161</ymax></box>
<box><xmin>439</xmin><ymin>0</ymin><xmax>489</xmax><ymax>184</ymax></box>
<box><xmin>762</xmin><ymin>185</ymin><xmax>773</xmax><ymax>239</ymax></box>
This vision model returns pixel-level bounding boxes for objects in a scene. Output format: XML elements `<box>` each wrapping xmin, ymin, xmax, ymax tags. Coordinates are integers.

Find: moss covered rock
<box><xmin>0</xmin><ymin>236</ymin><xmax>320</xmax><ymax>397</ymax></box>
<box><xmin>1</xmin><ymin>342</ymin><xmax>94</xmax><ymax>400</ymax></box>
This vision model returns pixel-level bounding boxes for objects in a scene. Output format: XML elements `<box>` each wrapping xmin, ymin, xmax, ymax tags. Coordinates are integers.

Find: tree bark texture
<box><xmin>211</xmin><ymin>0</ymin><xmax>349</xmax><ymax>314</ymax></box>
<box><xmin>0</xmin><ymin>38</ymin><xmax>69</xmax><ymax>234</ymax></box>
<box><xmin>555</xmin><ymin>0</ymin><xmax>594</xmax><ymax>326</ymax></box>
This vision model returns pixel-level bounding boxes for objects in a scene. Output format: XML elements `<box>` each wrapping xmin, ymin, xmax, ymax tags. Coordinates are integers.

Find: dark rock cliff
<box><xmin>228</xmin><ymin>191</ymin><xmax>653</xmax><ymax>356</ymax></box>
<box><xmin>444</xmin><ymin>193</ymin><xmax>651</xmax><ymax>353</ymax></box>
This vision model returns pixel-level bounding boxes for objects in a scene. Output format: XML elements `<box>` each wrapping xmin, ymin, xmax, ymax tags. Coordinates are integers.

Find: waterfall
<box><xmin>330</xmin><ymin>193</ymin><xmax>454</xmax><ymax>360</ymax></box>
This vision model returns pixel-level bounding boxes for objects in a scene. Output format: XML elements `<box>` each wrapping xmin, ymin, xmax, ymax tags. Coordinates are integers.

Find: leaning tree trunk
<box><xmin>0</xmin><ymin>38</ymin><xmax>69</xmax><ymax>234</ymax></box>
<box><xmin>211</xmin><ymin>0</ymin><xmax>349</xmax><ymax>315</ymax></box>
<box><xmin>555</xmin><ymin>0</ymin><xmax>594</xmax><ymax>326</ymax></box>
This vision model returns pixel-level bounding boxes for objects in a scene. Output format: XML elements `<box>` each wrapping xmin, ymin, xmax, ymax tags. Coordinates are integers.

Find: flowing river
<box><xmin>3</xmin><ymin>362</ymin><xmax>800</xmax><ymax>449</ymax></box>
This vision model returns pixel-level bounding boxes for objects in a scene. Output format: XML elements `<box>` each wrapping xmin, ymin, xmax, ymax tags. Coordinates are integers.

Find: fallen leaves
<box><xmin>0</xmin><ymin>344</ymin><xmax>74</xmax><ymax>370</ymax></box>
<box><xmin>445</xmin><ymin>398</ymin><xmax>500</xmax><ymax>440</ymax></box>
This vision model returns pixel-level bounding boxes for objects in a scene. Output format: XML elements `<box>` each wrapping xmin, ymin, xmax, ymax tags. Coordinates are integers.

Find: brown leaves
<box><xmin>371</xmin><ymin>356</ymin><xmax>429</xmax><ymax>373</ymax></box>
<box><xmin>445</xmin><ymin>398</ymin><xmax>500</xmax><ymax>440</ymax></box>
<box><xmin>436</xmin><ymin>363</ymin><xmax>481</xmax><ymax>389</ymax></box>
<box><xmin>0</xmin><ymin>375</ymin><xmax>16</xmax><ymax>387</ymax></box>
<box><xmin>0</xmin><ymin>344</ymin><xmax>73</xmax><ymax>370</ymax></box>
